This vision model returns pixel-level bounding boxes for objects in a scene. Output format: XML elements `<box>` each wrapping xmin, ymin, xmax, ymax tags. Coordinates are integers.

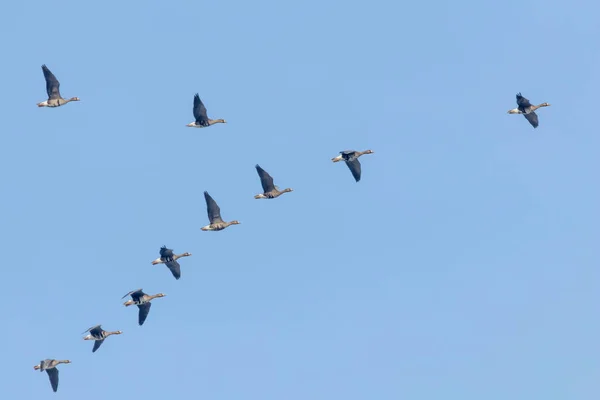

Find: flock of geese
<box><xmin>32</xmin><ymin>64</ymin><xmax>552</xmax><ymax>393</ymax></box>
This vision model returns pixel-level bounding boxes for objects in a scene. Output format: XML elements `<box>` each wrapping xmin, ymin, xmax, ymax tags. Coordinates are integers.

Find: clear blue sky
<box><xmin>1</xmin><ymin>0</ymin><xmax>598</xmax><ymax>399</ymax></box>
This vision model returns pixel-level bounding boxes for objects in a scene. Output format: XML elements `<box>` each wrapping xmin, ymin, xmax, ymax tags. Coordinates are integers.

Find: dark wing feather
<box><xmin>41</xmin><ymin>65</ymin><xmax>61</xmax><ymax>100</ymax></box>
<box><xmin>122</xmin><ymin>289</ymin><xmax>144</xmax><ymax>299</ymax></box>
<box><xmin>516</xmin><ymin>92</ymin><xmax>532</xmax><ymax>109</ymax></box>
<box><xmin>255</xmin><ymin>165</ymin><xmax>275</xmax><ymax>192</ymax></box>
<box><xmin>345</xmin><ymin>159</ymin><xmax>362</xmax><ymax>182</ymax></box>
<box><xmin>92</xmin><ymin>339</ymin><xmax>104</xmax><ymax>353</ymax></box>
<box><xmin>160</xmin><ymin>246</ymin><xmax>174</xmax><ymax>260</ymax></box>
<box><xmin>165</xmin><ymin>260</ymin><xmax>181</xmax><ymax>279</ymax></box>
<box><xmin>523</xmin><ymin>111</ymin><xmax>539</xmax><ymax>128</ymax></box>
<box><xmin>89</xmin><ymin>325</ymin><xmax>103</xmax><ymax>337</ymax></box>
<box><xmin>193</xmin><ymin>94</ymin><xmax>210</xmax><ymax>126</ymax></box>
<box><xmin>204</xmin><ymin>191</ymin><xmax>223</xmax><ymax>224</ymax></box>
<box><xmin>137</xmin><ymin>302</ymin><xmax>152</xmax><ymax>325</ymax></box>
<box><xmin>82</xmin><ymin>324</ymin><xmax>102</xmax><ymax>335</ymax></box>
<box><xmin>46</xmin><ymin>368</ymin><xmax>59</xmax><ymax>392</ymax></box>
<box><xmin>340</xmin><ymin>150</ymin><xmax>357</xmax><ymax>158</ymax></box>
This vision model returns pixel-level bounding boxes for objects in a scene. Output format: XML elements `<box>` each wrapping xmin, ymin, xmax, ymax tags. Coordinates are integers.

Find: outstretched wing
<box><xmin>193</xmin><ymin>94</ymin><xmax>210</xmax><ymax>126</ymax></box>
<box><xmin>340</xmin><ymin>150</ymin><xmax>357</xmax><ymax>159</ymax></box>
<box><xmin>122</xmin><ymin>289</ymin><xmax>144</xmax><ymax>299</ymax></box>
<box><xmin>82</xmin><ymin>324</ymin><xmax>102</xmax><ymax>335</ymax></box>
<box><xmin>516</xmin><ymin>92</ymin><xmax>532</xmax><ymax>109</ymax></box>
<box><xmin>159</xmin><ymin>246</ymin><xmax>174</xmax><ymax>260</ymax></box>
<box><xmin>165</xmin><ymin>260</ymin><xmax>181</xmax><ymax>280</ymax></box>
<box><xmin>92</xmin><ymin>339</ymin><xmax>105</xmax><ymax>353</ymax></box>
<box><xmin>137</xmin><ymin>302</ymin><xmax>152</xmax><ymax>325</ymax></box>
<box><xmin>523</xmin><ymin>111</ymin><xmax>539</xmax><ymax>128</ymax></box>
<box><xmin>41</xmin><ymin>65</ymin><xmax>61</xmax><ymax>100</ymax></box>
<box><xmin>46</xmin><ymin>368</ymin><xmax>59</xmax><ymax>392</ymax></box>
<box><xmin>345</xmin><ymin>159</ymin><xmax>362</xmax><ymax>182</ymax></box>
<box><xmin>255</xmin><ymin>164</ymin><xmax>275</xmax><ymax>193</ymax></box>
<box><xmin>204</xmin><ymin>191</ymin><xmax>223</xmax><ymax>224</ymax></box>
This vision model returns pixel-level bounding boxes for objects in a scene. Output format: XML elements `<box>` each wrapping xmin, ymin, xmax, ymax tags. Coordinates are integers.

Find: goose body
<box><xmin>82</xmin><ymin>324</ymin><xmax>122</xmax><ymax>352</ymax></box>
<box><xmin>507</xmin><ymin>92</ymin><xmax>550</xmax><ymax>128</ymax></box>
<box><xmin>33</xmin><ymin>359</ymin><xmax>71</xmax><ymax>392</ymax></box>
<box><xmin>123</xmin><ymin>289</ymin><xmax>166</xmax><ymax>325</ymax></box>
<box><xmin>151</xmin><ymin>246</ymin><xmax>191</xmax><ymax>280</ymax></box>
<box><xmin>37</xmin><ymin>65</ymin><xmax>80</xmax><ymax>107</ymax></box>
<box><xmin>201</xmin><ymin>191</ymin><xmax>240</xmax><ymax>231</ymax></box>
<box><xmin>254</xmin><ymin>164</ymin><xmax>293</xmax><ymax>199</ymax></box>
<box><xmin>186</xmin><ymin>94</ymin><xmax>226</xmax><ymax>128</ymax></box>
<box><xmin>331</xmin><ymin>149</ymin><xmax>374</xmax><ymax>182</ymax></box>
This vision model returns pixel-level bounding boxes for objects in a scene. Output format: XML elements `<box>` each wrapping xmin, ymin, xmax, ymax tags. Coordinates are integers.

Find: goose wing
<box><xmin>193</xmin><ymin>94</ymin><xmax>210</xmax><ymax>126</ymax></box>
<box><xmin>345</xmin><ymin>159</ymin><xmax>362</xmax><ymax>182</ymax></box>
<box><xmin>523</xmin><ymin>111</ymin><xmax>539</xmax><ymax>128</ymax></box>
<box><xmin>41</xmin><ymin>65</ymin><xmax>61</xmax><ymax>100</ymax></box>
<box><xmin>40</xmin><ymin>359</ymin><xmax>52</xmax><ymax>371</ymax></box>
<box><xmin>122</xmin><ymin>289</ymin><xmax>145</xmax><ymax>300</ymax></box>
<box><xmin>92</xmin><ymin>339</ymin><xmax>105</xmax><ymax>353</ymax></box>
<box><xmin>46</xmin><ymin>367</ymin><xmax>59</xmax><ymax>392</ymax></box>
<box><xmin>255</xmin><ymin>165</ymin><xmax>275</xmax><ymax>192</ymax></box>
<box><xmin>159</xmin><ymin>246</ymin><xmax>174</xmax><ymax>261</ymax></box>
<box><xmin>340</xmin><ymin>150</ymin><xmax>358</xmax><ymax>160</ymax></box>
<box><xmin>137</xmin><ymin>302</ymin><xmax>152</xmax><ymax>325</ymax></box>
<box><xmin>516</xmin><ymin>92</ymin><xmax>533</xmax><ymax>110</ymax></box>
<box><xmin>204</xmin><ymin>191</ymin><xmax>223</xmax><ymax>224</ymax></box>
<box><xmin>82</xmin><ymin>325</ymin><xmax>102</xmax><ymax>335</ymax></box>
<box><xmin>165</xmin><ymin>260</ymin><xmax>181</xmax><ymax>280</ymax></box>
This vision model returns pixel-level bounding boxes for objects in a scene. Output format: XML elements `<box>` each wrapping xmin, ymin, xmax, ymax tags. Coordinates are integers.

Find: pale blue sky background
<box><xmin>1</xmin><ymin>0</ymin><xmax>598</xmax><ymax>398</ymax></box>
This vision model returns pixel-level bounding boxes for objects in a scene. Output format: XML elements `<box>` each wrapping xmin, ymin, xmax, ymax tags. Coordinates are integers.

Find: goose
<box><xmin>201</xmin><ymin>191</ymin><xmax>240</xmax><ymax>231</ymax></box>
<box><xmin>33</xmin><ymin>359</ymin><xmax>71</xmax><ymax>392</ymax></box>
<box><xmin>186</xmin><ymin>94</ymin><xmax>226</xmax><ymax>128</ymax></box>
<box><xmin>122</xmin><ymin>289</ymin><xmax>166</xmax><ymax>326</ymax></box>
<box><xmin>82</xmin><ymin>325</ymin><xmax>122</xmax><ymax>353</ymax></box>
<box><xmin>37</xmin><ymin>65</ymin><xmax>80</xmax><ymax>107</ymax></box>
<box><xmin>332</xmin><ymin>150</ymin><xmax>374</xmax><ymax>182</ymax></box>
<box><xmin>151</xmin><ymin>246</ymin><xmax>191</xmax><ymax>280</ymax></box>
<box><xmin>507</xmin><ymin>92</ymin><xmax>550</xmax><ymax>128</ymax></box>
<box><xmin>254</xmin><ymin>164</ymin><xmax>293</xmax><ymax>199</ymax></box>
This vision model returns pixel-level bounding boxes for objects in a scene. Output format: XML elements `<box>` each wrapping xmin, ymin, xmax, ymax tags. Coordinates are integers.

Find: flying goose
<box><xmin>82</xmin><ymin>325</ymin><xmax>122</xmax><ymax>353</ymax></box>
<box><xmin>186</xmin><ymin>94</ymin><xmax>226</xmax><ymax>128</ymax></box>
<box><xmin>33</xmin><ymin>359</ymin><xmax>71</xmax><ymax>392</ymax></box>
<box><xmin>332</xmin><ymin>150</ymin><xmax>374</xmax><ymax>182</ymax></box>
<box><xmin>37</xmin><ymin>65</ymin><xmax>80</xmax><ymax>107</ymax></box>
<box><xmin>254</xmin><ymin>164</ymin><xmax>293</xmax><ymax>199</ymax></box>
<box><xmin>507</xmin><ymin>92</ymin><xmax>551</xmax><ymax>128</ymax></box>
<box><xmin>151</xmin><ymin>246</ymin><xmax>191</xmax><ymax>280</ymax></box>
<box><xmin>201</xmin><ymin>191</ymin><xmax>240</xmax><ymax>231</ymax></box>
<box><xmin>122</xmin><ymin>289</ymin><xmax>166</xmax><ymax>326</ymax></box>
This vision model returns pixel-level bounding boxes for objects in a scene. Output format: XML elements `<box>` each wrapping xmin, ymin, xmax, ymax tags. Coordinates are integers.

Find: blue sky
<box><xmin>1</xmin><ymin>0</ymin><xmax>598</xmax><ymax>398</ymax></box>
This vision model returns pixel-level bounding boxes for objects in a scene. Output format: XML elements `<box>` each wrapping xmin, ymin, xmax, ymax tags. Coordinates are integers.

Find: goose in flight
<box><xmin>33</xmin><ymin>359</ymin><xmax>71</xmax><ymax>392</ymax></box>
<box><xmin>254</xmin><ymin>164</ymin><xmax>293</xmax><ymax>199</ymax></box>
<box><xmin>332</xmin><ymin>150</ymin><xmax>374</xmax><ymax>182</ymax></box>
<box><xmin>122</xmin><ymin>289</ymin><xmax>166</xmax><ymax>326</ymax></box>
<box><xmin>37</xmin><ymin>65</ymin><xmax>80</xmax><ymax>107</ymax></box>
<box><xmin>186</xmin><ymin>94</ymin><xmax>226</xmax><ymax>128</ymax></box>
<box><xmin>201</xmin><ymin>191</ymin><xmax>240</xmax><ymax>231</ymax></box>
<box><xmin>151</xmin><ymin>246</ymin><xmax>191</xmax><ymax>280</ymax></box>
<box><xmin>507</xmin><ymin>92</ymin><xmax>550</xmax><ymax>128</ymax></box>
<box><xmin>82</xmin><ymin>325</ymin><xmax>122</xmax><ymax>353</ymax></box>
